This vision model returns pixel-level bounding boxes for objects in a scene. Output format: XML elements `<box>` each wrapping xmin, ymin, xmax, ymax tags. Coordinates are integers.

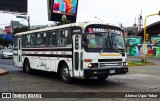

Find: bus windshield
<box><xmin>85</xmin><ymin>32</ymin><xmax>125</xmax><ymax>51</ymax></box>
<box><xmin>112</xmin><ymin>34</ymin><xmax>125</xmax><ymax>49</ymax></box>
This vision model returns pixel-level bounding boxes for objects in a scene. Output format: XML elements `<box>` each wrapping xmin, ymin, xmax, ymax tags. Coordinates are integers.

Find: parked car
<box><xmin>0</xmin><ymin>49</ymin><xmax>13</xmax><ymax>59</ymax></box>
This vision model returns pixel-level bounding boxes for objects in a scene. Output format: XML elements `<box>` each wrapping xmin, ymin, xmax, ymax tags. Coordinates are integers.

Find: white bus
<box><xmin>13</xmin><ymin>22</ymin><xmax>128</xmax><ymax>83</ymax></box>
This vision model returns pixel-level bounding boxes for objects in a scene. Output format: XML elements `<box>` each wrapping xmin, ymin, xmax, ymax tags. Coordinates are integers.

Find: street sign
<box><xmin>16</xmin><ymin>15</ymin><xmax>27</xmax><ymax>19</ymax></box>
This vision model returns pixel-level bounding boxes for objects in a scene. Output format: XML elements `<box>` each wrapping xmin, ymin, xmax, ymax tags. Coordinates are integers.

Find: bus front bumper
<box><xmin>84</xmin><ymin>66</ymin><xmax>128</xmax><ymax>78</ymax></box>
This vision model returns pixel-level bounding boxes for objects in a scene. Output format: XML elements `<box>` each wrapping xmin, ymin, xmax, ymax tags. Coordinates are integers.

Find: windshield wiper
<box><xmin>100</xmin><ymin>38</ymin><xmax>107</xmax><ymax>54</ymax></box>
<box><xmin>114</xmin><ymin>46</ymin><xmax>122</xmax><ymax>54</ymax></box>
<box><xmin>112</xmin><ymin>42</ymin><xmax>123</xmax><ymax>53</ymax></box>
<box><xmin>100</xmin><ymin>43</ymin><xmax>105</xmax><ymax>54</ymax></box>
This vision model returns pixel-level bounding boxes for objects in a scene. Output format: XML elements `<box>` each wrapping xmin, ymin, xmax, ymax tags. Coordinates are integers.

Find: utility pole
<box><xmin>16</xmin><ymin>15</ymin><xmax>30</xmax><ymax>31</ymax></box>
<box><xmin>27</xmin><ymin>16</ymin><xmax>30</xmax><ymax>31</ymax></box>
<box><xmin>138</xmin><ymin>10</ymin><xmax>143</xmax><ymax>31</ymax></box>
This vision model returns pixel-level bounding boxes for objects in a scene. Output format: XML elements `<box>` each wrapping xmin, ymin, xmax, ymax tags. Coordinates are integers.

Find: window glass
<box><xmin>37</xmin><ymin>33</ymin><xmax>41</xmax><ymax>45</ymax></box>
<box><xmin>26</xmin><ymin>35</ymin><xmax>31</xmax><ymax>46</ymax></box>
<box><xmin>22</xmin><ymin>35</ymin><xmax>26</xmax><ymax>47</ymax></box>
<box><xmin>42</xmin><ymin>32</ymin><xmax>47</xmax><ymax>46</ymax></box>
<box><xmin>36</xmin><ymin>32</ymin><xmax>46</xmax><ymax>46</ymax></box>
<box><xmin>30</xmin><ymin>34</ymin><xmax>35</xmax><ymax>46</ymax></box>
<box><xmin>48</xmin><ymin>31</ymin><xmax>56</xmax><ymax>46</ymax></box>
<box><xmin>57</xmin><ymin>30</ymin><xmax>69</xmax><ymax>46</ymax></box>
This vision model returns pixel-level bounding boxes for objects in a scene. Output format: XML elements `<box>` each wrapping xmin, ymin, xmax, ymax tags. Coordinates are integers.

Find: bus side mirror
<box><xmin>82</xmin><ymin>41</ymin><xmax>88</xmax><ymax>48</ymax></box>
<box><xmin>82</xmin><ymin>35</ymin><xmax>88</xmax><ymax>48</ymax></box>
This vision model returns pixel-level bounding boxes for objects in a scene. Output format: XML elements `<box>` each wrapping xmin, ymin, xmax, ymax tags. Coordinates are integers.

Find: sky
<box><xmin>0</xmin><ymin>0</ymin><xmax>160</xmax><ymax>29</ymax></box>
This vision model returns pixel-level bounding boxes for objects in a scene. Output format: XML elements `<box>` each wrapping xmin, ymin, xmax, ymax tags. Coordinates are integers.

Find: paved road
<box><xmin>0</xmin><ymin>59</ymin><xmax>160</xmax><ymax>101</ymax></box>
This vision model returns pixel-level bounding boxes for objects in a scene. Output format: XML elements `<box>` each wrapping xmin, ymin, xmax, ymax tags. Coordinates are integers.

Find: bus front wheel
<box><xmin>60</xmin><ymin>64</ymin><xmax>72</xmax><ymax>83</ymax></box>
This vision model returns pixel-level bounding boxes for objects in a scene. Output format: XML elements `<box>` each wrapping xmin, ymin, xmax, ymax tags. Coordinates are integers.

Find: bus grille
<box><xmin>99</xmin><ymin>62</ymin><xmax>122</xmax><ymax>67</ymax></box>
<box><xmin>98</xmin><ymin>59</ymin><xmax>122</xmax><ymax>62</ymax></box>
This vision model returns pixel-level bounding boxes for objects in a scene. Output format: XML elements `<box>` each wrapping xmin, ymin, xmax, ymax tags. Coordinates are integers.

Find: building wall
<box><xmin>0</xmin><ymin>28</ymin><xmax>3</xmax><ymax>33</ymax></box>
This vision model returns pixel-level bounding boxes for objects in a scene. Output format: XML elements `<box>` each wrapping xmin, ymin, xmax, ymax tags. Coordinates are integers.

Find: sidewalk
<box><xmin>0</xmin><ymin>69</ymin><xmax>8</xmax><ymax>76</ymax></box>
<box><xmin>127</xmin><ymin>56</ymin><xmax>160</xmax><ymax>64</ymax></box>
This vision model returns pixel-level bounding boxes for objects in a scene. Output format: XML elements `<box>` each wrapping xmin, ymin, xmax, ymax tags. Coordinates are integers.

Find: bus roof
<box><xmin>15</xmin><ymin>22</ymin><xmax>123</xmax><ymax>36</ymax></box>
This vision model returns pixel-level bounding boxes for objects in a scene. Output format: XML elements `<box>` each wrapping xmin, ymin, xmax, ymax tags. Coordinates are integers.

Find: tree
<box><xmin>0</xmin><ymin>37</ymin><xmax>13</xmax><ymax>47</ymax></box>
<box><xmin>57</xmin><ymin>17</ymin><xmax>73</xmax><ymax>26</ymax></box>
<box><xmin>14</xmin><ymin>26</ymin><xmax>28</xmax><ymax>34</ymax></box>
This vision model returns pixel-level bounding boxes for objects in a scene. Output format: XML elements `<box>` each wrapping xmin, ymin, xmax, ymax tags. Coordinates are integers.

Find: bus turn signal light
<box><xmin>84</xmin><ymin>59</ymin><xmax>92</xmax><ymax>62</ymax></box>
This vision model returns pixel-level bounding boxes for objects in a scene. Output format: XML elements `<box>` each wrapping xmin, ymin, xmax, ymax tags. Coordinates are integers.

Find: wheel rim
<box><xmin>62</xmin><ymin>67</ymin><xmax>69</xmax><ymax>81</ymax></box>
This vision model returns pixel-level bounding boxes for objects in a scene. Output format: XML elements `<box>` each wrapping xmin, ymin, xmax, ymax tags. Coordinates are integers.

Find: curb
<box><xmin>0</xmin><ymin>69</ymin><xmax>9</xmax><ymax>76</ymax></box>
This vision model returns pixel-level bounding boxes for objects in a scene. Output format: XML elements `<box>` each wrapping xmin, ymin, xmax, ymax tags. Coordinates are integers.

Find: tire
<box><xmin>23</xmin><ymin>59</ymin><xmax>32</xmax><ymax>74</ymax></box>
<box><xmin>2</xmin><ymin>55</ymin><xmax>4</xmax><ymax>59</ymax></box>
<box><xmin>60</xmin><ymin>63</ymin><xmax>72</xmax><ymax>83</ymax></box>
<box><xmin>97</xmin><ymin>76</ymin><xmax>108</xmax><ymax>81</ymax></box>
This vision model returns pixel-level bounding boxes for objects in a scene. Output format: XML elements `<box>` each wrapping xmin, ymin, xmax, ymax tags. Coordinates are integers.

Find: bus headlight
<box><xmin>126</xmin><ymin>62</ymin><xmax>128</xmax><ymax>66</ymax></box>
<box><xmin>123</xmin><ymin>62</ymin><xmax>128</xmax><ymax>66</ymax></box>
<box><xmin>88</xmin><ymin>63</ymin><xmax>93</xmax><ymax>68</ymax></box>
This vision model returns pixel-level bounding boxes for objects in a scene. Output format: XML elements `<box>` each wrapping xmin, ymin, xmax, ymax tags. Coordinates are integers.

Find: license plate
<box><xmin>110</xmin><ymin>70</ymin><xmax>115</xmax><ymax>73</ymax></box>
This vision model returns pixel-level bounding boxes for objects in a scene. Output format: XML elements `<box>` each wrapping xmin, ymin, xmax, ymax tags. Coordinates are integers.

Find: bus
<box><xmin>13</xmin><ymin>22</ymin><xmax>128</xmax><ymax>83</ymax></box>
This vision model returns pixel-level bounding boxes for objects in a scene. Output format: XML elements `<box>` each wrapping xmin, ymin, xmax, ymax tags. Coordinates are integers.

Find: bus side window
<box><xmin>30</xmin><ymin>34</ymin><xmax>35</xmax><ymax>47</ymax></box>
<box><xmin>36</xmin><ymin>33</ymin><xmax>46</xmax><ymax>46</ymax></box>
<box><xmin>48</xmin><ymin>31</ymin><xmax>56</xmax><ymax>46</ymax></box>
<box><xmin>26</xmin><ymin>35</ymin><xmax>31</xmax><ymax>46</ymax></box>
<box><xmin>22</xmin><ymin>35</ymin><xmax>26</xmax><ymax>48</ymax></box>
<box><xmin>36</xmin><ymin>32</ymin><xmax>47</xmax><ymax>47</ymax></box>
<box><xmin>51</xmin><ymin>32</ymin><xmax>56</xmax><ymax>45</ymax></box>
<box><xmin>36</xmin><ymin>33</ymin><xmax>41</xmax><ymax>46</ymax></box>
<box><xmin>42</xmin><ymin>32</ymin><xmax>47</xmax><ymax>46</ymax></box>
<box><xmin>47</xmin><ymin>32</ymin><xmax>51</xmax><ymax>46</ymax></box>
<box><xmin>57</xmin><ymin>30</ymin><xmax>69</xmax><ymax>46</ymax></box>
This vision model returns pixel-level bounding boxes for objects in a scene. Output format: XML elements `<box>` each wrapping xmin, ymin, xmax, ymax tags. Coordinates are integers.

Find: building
<box><xmin>0</xmin><ymin>28</ymin><xmax>3</xmax><ymax>33</ymax></box>
<box><xmin>3</xmin><ymin>20</ymin><xmax>23</xmax><ymax>34</ymax></box>
<box><xmin>137</xmin><ymin>21</ymin><xmax>160</xmax><ymax>37</ymax></box>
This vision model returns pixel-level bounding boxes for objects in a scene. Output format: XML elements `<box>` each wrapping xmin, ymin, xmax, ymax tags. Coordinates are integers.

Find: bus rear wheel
<box><xmin>97</xmin><ymin>76</ymin><xmax>108</xmax><ymax>81</ymax></box>
<box><xmin>60</xmin><ymin>64</ymin><xmax>72</xmax><ymax>83</ymax></box>
<box><xmin>23</xmin><ymin>60</ymin><xmax>32</xmax><ymax>73</ymax></box>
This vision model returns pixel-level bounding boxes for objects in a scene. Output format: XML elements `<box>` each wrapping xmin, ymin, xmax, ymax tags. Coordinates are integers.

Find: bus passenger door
<box><xmin>17</xmin><ymin>38</ymin><xmax>22</xmax><ymax>67</ymax></box>
<box><xmin>73</xmin><ymin>34</ymin><xmax>82</xmax><ymax>77</ymax></box>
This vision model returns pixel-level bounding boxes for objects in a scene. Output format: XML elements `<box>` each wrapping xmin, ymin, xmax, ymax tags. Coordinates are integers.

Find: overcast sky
<box><xmin>0</xmin><ymin>0</ymin><xmax>160</xmax><ymax>29</ymax></box>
